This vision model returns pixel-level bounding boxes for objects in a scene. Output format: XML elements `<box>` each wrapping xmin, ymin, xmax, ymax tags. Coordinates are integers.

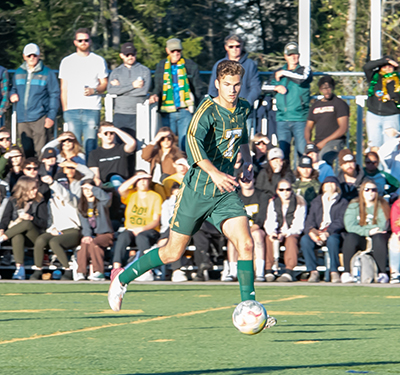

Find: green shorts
<box><xmin>170</xmin><ymin>182</ymin><xmax>247</xmax><ymax>236</ymax></box>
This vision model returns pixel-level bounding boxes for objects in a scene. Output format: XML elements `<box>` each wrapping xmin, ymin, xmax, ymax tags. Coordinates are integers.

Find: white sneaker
<box><xmin>12</xmin><ymin>267</ymin><xmax>25</xmax><ymax>280</ymax></box>
<box><xmin>135</xmin><ymin>270</ymin><xmax>154</xmax><ymax>282</ymax></box>
<box><xmin>88</xmin><ymin>271</ymin><xmax>105</xmax><ymax>281</ymax></box>
<box><xmin>390</xmin><ymin>273</ymin><xmax>400</xmax><ymax>284</ymax></box>
<box><xmin>341</xmin><ymin>272</ymin><xmax>353</xmax><ymax>284</ymax></box>
<box><xmin>76</xmin><ymin>273</ymin><xmax>86</xmax><ymax>281</ymax></box>
<box><xmin>108</xmin><ymin>270</ymin><xmax>127</xmax><ymax>312</ymax></box>
<box><xmin>378</xmin><ymin>273</ymin><xmax>389</xmax><ymax>284</ymax></box>
<box><xmin>171</xmin><ymin>269</ymin><xmax>188</xmax><ymax>282</ymax></box>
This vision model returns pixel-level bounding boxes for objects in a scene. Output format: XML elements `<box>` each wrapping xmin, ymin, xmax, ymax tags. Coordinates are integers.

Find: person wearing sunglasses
<box><xmin>59</xmin><ymin>28</ymin><xmax>108</xmax><ymax>158</ymax></box>
<box><xmin>341</xmin><ymin>179</ymin><xmax>391</xmax><ymax>283</ymax></box>
<box><xmin>208</xmin><ymin>34</ymin><xmax>261</xmax><ymax>133</ymax></box>
<box><xmin>9</xmin><ymin>43</ymin><xmax>60</xmax><ymax>158</ymax></box>
<box><xmin>0</xmin><ymin>127</ymin><xmax>11</xmax><ymax>179</ymax></box>
<box><xmin>300</xmin><ymin>176</ymin><xmax>349</xmax><ymax>283</ymax></box>
<box><xmin>249</xmin><ymin>133</ymin><xmax>272</xmax><ymax>178</ymax></box>
<box><xmin>4</xmin><ymin>145</ymin><xmax>25</xmax><ymax>192</ymax></box>
<box><xmin>22</xmin><ymin>157</ymin><xmax>50</xmax><ymax>203</ymax></box>
<box><xmin>149</xmin><ymin>38</ymin><xmax>204</xmax><ymax>151</ymax></box>
<box><xmin>264</xmin><ymin>178</ymin><xmax>307</xmax><ymax>282</ymax></box>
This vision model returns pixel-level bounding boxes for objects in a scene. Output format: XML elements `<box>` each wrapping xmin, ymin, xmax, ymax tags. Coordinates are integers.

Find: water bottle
<box><xmin>353</xmin><ymin>256</ymin><xmax>361</xmax><ymax>283</ymax></box>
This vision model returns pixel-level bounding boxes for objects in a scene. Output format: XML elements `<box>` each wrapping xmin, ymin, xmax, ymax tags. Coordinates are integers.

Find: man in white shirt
<box><xmin>59</xmin><ymin>28</ymin><xmax>108</xmax><ymax>158</ymax></box>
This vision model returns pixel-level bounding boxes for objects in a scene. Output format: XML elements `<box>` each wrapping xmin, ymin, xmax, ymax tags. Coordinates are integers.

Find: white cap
<box><xmin>267</xmin><ymin>147</ymin><xmax>284</xmax><ymax>161</ymax></box>
<box><xmin>23</xmin><ymin>43</ymin><xmax>40</xmax><ymax>56</ymax></box>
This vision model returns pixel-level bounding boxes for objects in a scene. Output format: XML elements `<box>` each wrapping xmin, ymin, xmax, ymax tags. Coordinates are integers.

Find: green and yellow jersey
<box><xmin>184</xmin><ymin>96</ymin><xmax>251</xmax><ymax>197</ymax></box>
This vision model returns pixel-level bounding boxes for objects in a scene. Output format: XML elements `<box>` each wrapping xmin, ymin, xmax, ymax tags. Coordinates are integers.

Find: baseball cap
<box><xmin>268</xmin><ymin>147</ymin><xmax>284</xmax><ymax>161</ymax></box>
<box><xmin>121</xmin><ymin>42</ymin><xmax>136</xmax><ymax>56</ymax></box>
<box><xmin>42</xmin><ymin>148</ymin><xmax>57</xmax><ymax>160</ymax></box>
<box><xmin>305</xmin><ymin>143</ymin><xmax>319</xmax><ymax>155</ymax></box>
<box><xmin>166</xmin><ymin>38</ymin><xmax>182</xmax><ymax>51</ymax></box>
<box><xmin>284</xmin><ymin>42</ymin><xmax>299</xmax><ymax>55</ymax></box>
<box><xmin>174</xmin><ymin>158</ymin><xmax>189</xmax><ymax>169</ymax></box>
<box><xmin>298</xmin><ymin>155</ymin><xmax>313</xmax><ymax>168</ymax></box>
<box><xmin>23</xmin><ymin>43</ymin><xmax>40</xmax><ymax>56</ymax></box>
<box><xmin>338</xmin><ymin>149</ymin><xmax>355</xmax><ymax>165</ymax></box>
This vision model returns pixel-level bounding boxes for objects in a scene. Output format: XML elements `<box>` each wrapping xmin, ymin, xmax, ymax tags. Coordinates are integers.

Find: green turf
<box><xmin>1</xmin><ymin>283</ymin><xmax>400</xmax><ymax>375</ymax></box>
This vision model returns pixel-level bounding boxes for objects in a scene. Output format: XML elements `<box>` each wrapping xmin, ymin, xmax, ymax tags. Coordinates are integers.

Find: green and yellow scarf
<box><xmin>160</xmin><ymin>56</ymin><xmax>194</xmax><ymax>113</ymax></box>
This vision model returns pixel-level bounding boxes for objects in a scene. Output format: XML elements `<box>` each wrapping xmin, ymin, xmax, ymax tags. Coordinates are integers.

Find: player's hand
<box><xmin>274</xmin><ymin>85</ymin><xmax>287</xmax><ymax>95</ymax></box>
<box><xmin>242</xmin><ymin>162</ymin><xmax>254</xmax><ymax>182</ymax></box>
<box><xmin>275</xmin><ymin>70</ymin><xmax>285</xmax><ymax>81</ymax></box>
<box><xmin>82</xmin><ymin>236</ymin><xmax>93</xmax><ymax>244</ymax></box>
<box><xmin>44</xmin><ymin>118</ymin><xmax>54</xmax><ymax>129</ymax></box>
<box><xmin>210</xmin><ymin>170</ymin><xmax>239</xmax><ymax>193</ymax></box>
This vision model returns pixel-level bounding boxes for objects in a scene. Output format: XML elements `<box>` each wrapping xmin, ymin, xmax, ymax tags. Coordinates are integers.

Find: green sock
<box><xmin>119</xmin><ymin>248</ymin><xmax>164</xmax><ymax>285</ymax></box>
<box><xmin>237</xmin><ymin>260</ymin><xmax>256</xmax><ymax>301</ymax></box>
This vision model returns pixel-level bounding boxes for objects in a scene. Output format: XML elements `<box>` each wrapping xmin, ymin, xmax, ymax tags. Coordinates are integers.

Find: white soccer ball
<box><xmin>232</xmin><ymin>300</ymin><xmax>268</xmax><ymax>335</ymax></box>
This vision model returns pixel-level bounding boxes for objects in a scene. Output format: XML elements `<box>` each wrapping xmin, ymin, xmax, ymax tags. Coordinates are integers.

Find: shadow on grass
<box><xmin>120</xmin><ymin>360</ymin><xmax>400</xmax><ymax>375</ymax></box>
<box><xmin>1</xmin><ymin>288</ymin><xmax>205</xmax><ymax>295</ymax></box>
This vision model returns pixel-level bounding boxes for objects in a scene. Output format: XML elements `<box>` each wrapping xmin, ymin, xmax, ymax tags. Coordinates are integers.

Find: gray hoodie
<box><xmin>107</xmin><ymin>62</ymin><xmax>151</xmax><ymax>114</ymax></box>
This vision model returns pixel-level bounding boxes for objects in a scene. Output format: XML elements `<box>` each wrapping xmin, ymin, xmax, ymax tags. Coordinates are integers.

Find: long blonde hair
<box><xmin>12</xmin><ymin>176</ymin><xmax>42</xmax><ymax>208</ymax></box>
<box><xmin>59</xmin><ymin>131</ymin><xmax>82</xmax><ymax>158</ymax></box>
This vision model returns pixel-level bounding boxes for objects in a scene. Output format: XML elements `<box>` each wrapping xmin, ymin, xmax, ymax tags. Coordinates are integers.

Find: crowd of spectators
<box><xmin>0</xmin><ymin>28</ymin><xmax>400</xmax><ymax>285</ymax></box>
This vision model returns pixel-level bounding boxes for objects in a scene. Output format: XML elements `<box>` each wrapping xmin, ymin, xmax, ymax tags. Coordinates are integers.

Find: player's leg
<box><xmin>221</xmin><ymin>216</ymin><xmax>255</xmax><ymax>301</ymax></box>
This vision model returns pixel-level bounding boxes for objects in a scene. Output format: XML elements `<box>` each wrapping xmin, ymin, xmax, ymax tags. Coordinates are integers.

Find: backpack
<box><xmin>350</xmin><ymin>237</ymin><xmax>378</xmax><ymax>283</ymax></box>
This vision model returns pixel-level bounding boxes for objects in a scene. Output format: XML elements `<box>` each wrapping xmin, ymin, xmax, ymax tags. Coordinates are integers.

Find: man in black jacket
<box><xmin>149</xmin><ymin>38</ymin><xmax>204</xmax><ymax>151</ymax></box>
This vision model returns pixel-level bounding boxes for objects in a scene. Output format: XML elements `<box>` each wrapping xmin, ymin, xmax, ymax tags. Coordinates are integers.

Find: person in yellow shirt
<box><xmin>162</xmin><ymin>157</ymin><xmax>189</xmax><ymax>198</ymax></box>
<box><xmin>112</xmin><ymin>170</ymin><xmax>162</xmax><ymax>273</ymax></box>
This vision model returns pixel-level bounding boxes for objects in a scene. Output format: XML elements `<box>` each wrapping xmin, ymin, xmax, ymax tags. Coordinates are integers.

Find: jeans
<box><xmin>276</xmin><ymin>121</ymin><xmax>306</xmax><ymax>160</ymax></box>
<box><xmin>161</xmin><ymin>109</ymin><xmax>192</xmax><ymax>151</ymax></box>
<box><xmin>319</xmin><ymin>138</ymin><xmax>345</xmax><ymax>166</ymax></box>
<box><xmin>366</xmin><ymin>111</ymin><xmax>400</xmax><ymax>148</ymax></box>
<box><xmin>63</xmin><ymin>109</ymin><xmax>100</xmax><ymax>158</ymax></box>
<box><xmin>300</xmin><ymin>233</ymin><xmax>342</xmax><ymax>272</ymax></box>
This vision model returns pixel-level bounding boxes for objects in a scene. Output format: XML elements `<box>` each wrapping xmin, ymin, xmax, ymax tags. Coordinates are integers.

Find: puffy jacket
<box><xmin>269</xmin><ymin>64</ymin><xmax>312</xmax><ymax>122</ymax></box>
<box><xmin>10</xmin><ymin>61</ymin><xmax>60</xmax><ymax>122</ymax></box>
<box><xmin>337</xmin><ymin>165</ymin><xmax>366</xmax><ymax>202</ymax></box>
<box><xmin>208</xmin><ymin>53</ymin><xmax>261</xmax><ymax>106</ymax></box>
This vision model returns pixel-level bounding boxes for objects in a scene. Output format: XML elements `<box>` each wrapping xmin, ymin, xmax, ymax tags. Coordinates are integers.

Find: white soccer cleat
<box><xmin>108</xmin><ymin>270</ymin><xmax>127</xmax><ymax>312</ymax></box>
<box><xmin>264</xmin><ymin>315</ymin><xmax>277</xmax><ymax>329</ymax></box>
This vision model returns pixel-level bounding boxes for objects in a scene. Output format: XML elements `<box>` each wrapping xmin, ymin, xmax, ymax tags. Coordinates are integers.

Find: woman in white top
<box><xmin>264</xmin><ymin>179</ymin><xmax>307</xmax><ymax>282</ymax></box>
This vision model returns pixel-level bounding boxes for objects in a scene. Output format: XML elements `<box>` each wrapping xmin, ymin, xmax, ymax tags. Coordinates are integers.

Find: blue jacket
<box><xmin>208</xmin><ymin>53</ymin><xmax>261</xmax><ymax>107</ymax></box>
<box><xmin>10</xmin><ymin>61</ymin><xmax>60</xmax><ymax>122</ymax></box>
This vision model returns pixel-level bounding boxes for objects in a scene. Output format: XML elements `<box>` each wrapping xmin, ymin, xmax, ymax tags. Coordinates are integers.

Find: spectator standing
<box><xmin>208</xmin><ymin>34</ymin><xmax>261</xmax><ymax>132</ymax></box>
<box><xmin>389</xmin><ymin>197</ymin><xmax>400</xmax><ymax>283</ymax></box>
<box><xmin>149</xmin><ymin>38</ymin><xmax>204</xmax><ymax>151</ymax></box>
<box><xmin>341</xmin><ymin>179</ymin><xmax>390</xmax><ymax>283</ymax></box>
<box><xmin>10</xmin><ymin>43</ymin><xmax>60</xmax><ymax>158</ymax></box>
<box><xmin>0</xmin><ymin>66</ymin><xmax>9</xmax><ymax>126</ymax></box>
<box><xmin>364</xmin><ymin>56</ymin><xmax>400</xmax><ymax>151</ymax></box>
<box><xmin>305</xmin><ymin>76</ymin><xmax>349</xmax><ymax>166</ymax></box>
<box><xmin>264</xmin><ymin>179</ymin><xmax>307</xmax><ymax>282</ymax></box>
<box><xmin>292</xmin><ymin>155</ymin><xmax>320</xmax><ymax>207</ymax></box>
<box><xmin>300</xmin><ymin>176</ymin><xmax>348</xmax><ymax>283</ymax></box>
<box><xmin>88</xmin><ymin>122</ymin><xmax>136</xmax><ymax>187</ymax></box>
<box><xmin>108</xmin><ymin>42</ymin><xmax>151</xmax><ymax>137</ymax></box>
<box><xmin>59</xmin><ymin>28</ymin><xmax>108</xmax><ymax>157</ymax></box>
<box><xmin>337</xmin><ymin>149</ymin><xmax>365</xmax><ymax>201</ymax></box>
<box><xmin>378</xmin><ymin>136</ymin><xmax>400</xmax><ymax>182</ymax></box>
<box><xmin>304</xmin><ymin>143</ymin><xmax>335</xmax><ymax>184</ymax></box>
<box><xmin>265</xmin><ymin>42</ymin><xmax>312</xmax><ymax>160</ymax></box>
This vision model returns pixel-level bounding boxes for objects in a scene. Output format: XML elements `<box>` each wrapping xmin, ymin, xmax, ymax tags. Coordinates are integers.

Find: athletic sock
<box><xmin>119</xmin><ymin>248</ymin><xmax>163</xmax><ymax>285</ymax></box>
<box><xmin>229</xmin><ymin>261</ymin><xmax>237</xmax><ymax>278</ymax></box>
<box><xmin>255</xmin><ymin>259</ymin><xmax>265</xmax><ymax>277</ymax></box>
<box><xmin>237</xmin><ymin>260</ymin><xmax>256</xmax><ymax>301</ymax></box>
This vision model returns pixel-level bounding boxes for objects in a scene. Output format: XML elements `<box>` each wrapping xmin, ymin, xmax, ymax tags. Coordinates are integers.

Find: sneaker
<box><xmin>276</xmin><ymin>273</ymin><xmax>293</xmax><ymax>282</ymax></box>
<box><xmin>255</xmin><ymin>275</ymin><xmax>266</xmax><ymax>282</ymax></box>
<box><xmin>111</xmin><ymin>268</ymin><xmax>124</xmax><ymax>282</ymax></box>
<box><xmin>341</xmin><ymin>272</ymin><xmax>353</xmax><ymax>284</ymax></box>
<box><xmin>171</xmin><ymin>269</ymin><xmax>188</xmax><ymax>282</ymax></box>
<box><xmin>12</xmin><ymin>267</ymin><xmax>25</xmax><ymax>280</ymax></box>
<box><xmin>88</xmin><ymin>271</ymin><xmax>105</xmax><ymax>281</ymax></box>
<box><xmin>390</xmin><ymin>273</ymin><xmax>400</xmax><ymax>284</ymax></box>
<box><xmin>61</xmin><ymin>270</ymin><xmax>73</xmax><ymax>281</ymax></box>
<box><xmin>29</xmin><ymin>270</ymin><xmax>42</xmax><ymax>280</ymax></box>
<box><xmin>377</xmin><ymin>273</ymin><xmax>389</xmax><ymax>284</ymax></box>
<box><xmin>330</xmin><ymin>272</ymin><xmax>341</xmax><ymax>283</ymax></box>
<box><xmin>308</xmin><ymin>271</ymin><xmax>320</xmax><ymax>283</ymax></box>
<box><xmin>193</xmin><ymin>274</ymin><xmax>205</xmax><ymax>282</ymax></box>
<box><xmin>264</xmin><ymin>315</ymin><xmax>277</xmax><ymax>329</ymax></box>
<box><xmin>76</xmin><ymin>273</ymin><xmax>86</xmax><ymax>281</ymax></box>
<box><xmin>135</xmin><ymin>270</ymin><xmax>154</xmax><ymax>282</ymax></box>
<box><xmin>221</xmin><ymin>273</ymin><xmax>237</xmax><ymax>282</ymax></box>
<box><xmin>108</xmin><ymin>269</ymin><xmax>127</xmax><ymax>312</ymax></box>
<box><xmin>265</xmin><ymin>273</ymin><xmax>276</xmax><ymax>282</ymax></box>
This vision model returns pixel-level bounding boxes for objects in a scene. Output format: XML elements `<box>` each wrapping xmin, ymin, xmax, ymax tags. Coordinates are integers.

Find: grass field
<box><xmin>1</xmin><ymin>282</ymin><xmax>400</xmax><ymax>375</ymax></box>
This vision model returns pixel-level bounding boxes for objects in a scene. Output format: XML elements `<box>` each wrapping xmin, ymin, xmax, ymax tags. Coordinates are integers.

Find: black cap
<box><xmin>322</xmin><ymin>176</ymin><xmax>340</xmax><ymax>186</ymax></box>
<box><xmin>42</xmin><ymin>148</ymin><xmax>57</xmax><ymax>159</ymax></box>
<box><xmin>304</xmin><ymin>143</ymin><xmax>319</xmax><ymax>154</ymax></box>
<box><xmin>298</xmin><ymin>155</ymin><xmax>313</xmax><ymax>168</ymax></box>
<box><xmin>121</xmin><ymin>42</ymin><xmax>136</xmax><ymax>56</ymax></box>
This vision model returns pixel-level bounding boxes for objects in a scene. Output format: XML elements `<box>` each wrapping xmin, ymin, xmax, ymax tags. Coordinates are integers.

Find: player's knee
<box><xmin>239</xmin><ymin>237</ymin><xmax>254</xmax><ymax>254</ymax></box>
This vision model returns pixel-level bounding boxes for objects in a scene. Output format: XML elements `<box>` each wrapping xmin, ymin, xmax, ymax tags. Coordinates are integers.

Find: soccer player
<box><xmin>108</xmin><ymin>60</ymin><xmax>276</xmax><ymax>328</ymax></box>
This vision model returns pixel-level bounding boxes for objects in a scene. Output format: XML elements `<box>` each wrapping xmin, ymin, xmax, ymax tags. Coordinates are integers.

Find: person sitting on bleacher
<box><xmin>264</xmin><ymin>178</ymin><xmax>306</xmax><ymax>282</ymax></box>
<box><xmin>162</xmin><ymin>157</ymin><xmax>189</xmax><ymax>199</ymax></box>
<box><xmin>29</xmin><ymin>173</ymin><xmax>82</xmax><ymax>281</ymax></box>
<box><xmin>76</xmin><ymin>180</ymin><xmax>114</xmax><ymax>281</ymax></box>
<box><xmin>0</xmin><ymin>176</ymin><xmax>48</xmax><ymax>280</ymax></box>
<box><xmin>38</xmin><ymin>147</ymin><xmax>59</xmax><ymax>179</ymax></box>
<box><xmin>4</xmin><ymin>146</ymin><xmax>25</xmax><ymax>192</ymax></box>
<box><xmin>304</xmin><ymin>143</ymin><xmax>335</xmax><ymax>184</ymax></box>
<box><xmin>250</xmin><ymin>133</ymin><xmax>272</xmax><ymax>178</ymax></box>
<box><xmin>341</xmin><ymin>179</ymin><xmax>390</xmax><ymax>283</ymax></box>
<box><xmin>22</xmin><ymin>157</ymin><xmax>51</xmax><ymax>202</ymax></box>
<box><xmin>0</xmin><ymin>127</ymin><xmax>11</xmax><ymax>180</ymax></box>
<box><xmin>292</xmin><ymin>155</ymin><xmax>320</xmax><ymax>207</ymax></box>
<box><xmin>111</xmin><ymin>170</ymin><xmax>162</xmax><ymax>278</ymax></box>
<box><xmin>255</xmin><ymin>147</ymin><xmax>295</xmax><ymax>201</ymax></box>
<box><xmin>300</xmin><ymin>176</ymin><xmax>348</xmax><ymax>283</ymax></box>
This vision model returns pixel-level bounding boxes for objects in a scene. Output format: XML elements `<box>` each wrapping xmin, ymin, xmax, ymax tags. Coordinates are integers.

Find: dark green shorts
<box><xmin>170</xmin><ymin>183</ymin><xmax>247</xmax><ymax>236</ymax></box>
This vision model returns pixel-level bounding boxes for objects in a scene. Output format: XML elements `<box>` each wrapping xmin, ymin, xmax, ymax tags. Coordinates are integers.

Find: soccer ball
<box><xmin>232</xmin><ymin>300</ymin><xmax>268</xmax><ymax>335</ymax></box>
